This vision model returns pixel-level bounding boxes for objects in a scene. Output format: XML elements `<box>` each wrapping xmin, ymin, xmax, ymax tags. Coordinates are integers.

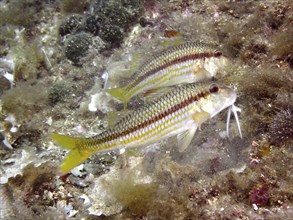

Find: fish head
<box><xmin>198</xmin><ymin>83</ymin><xmax>237</xmax><ymax>118</ymax></box>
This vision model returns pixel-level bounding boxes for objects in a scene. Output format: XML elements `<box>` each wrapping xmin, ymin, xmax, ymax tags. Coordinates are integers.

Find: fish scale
<box><xmin>106</xmin><ymin>42</ymin><xmax>227</xmax><ymax>105</ymax></box>
<box><xmin>50</xmin><ymin>82</ymin><xmax>237</xmax><ymax>174</ymax></box>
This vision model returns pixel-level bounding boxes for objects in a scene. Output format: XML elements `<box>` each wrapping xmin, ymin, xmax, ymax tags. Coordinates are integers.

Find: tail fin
<box><xmin>105</xmin><ymin>86</ymin><xmax>129</xmax><ymax>104</ymax></box>
<box><xmin>50</xmin><ymin>133</ymin><xmax>91</xmax><ymax>174</ymax></box>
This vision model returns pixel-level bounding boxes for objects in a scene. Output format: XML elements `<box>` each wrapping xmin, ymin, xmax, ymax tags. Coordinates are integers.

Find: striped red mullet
<box><xmin>105</xmin><ymin>42</ymin><xmax>228</xmax><ymax>105</ymax></box>
<box><xmin>50</xmin><ymin>82</ymin><xmax>237</xmax><ymax>174</ymax></box>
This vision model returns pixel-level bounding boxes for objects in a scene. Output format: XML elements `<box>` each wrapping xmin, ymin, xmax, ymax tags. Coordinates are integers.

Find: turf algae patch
<box><xmin>233</xmin><ymin>67</ymin><xmax>293</xmax><ymax>140</ymax></box>
<box><xmin>0</xmin><ymin>184</ymin><xmax>16</xmax><ymax>220</ymax></box>
<box><xmin>5</xmin><ymin>163</ymin><xmax>59</xmax><ymax>219</ymax></box>
<box><xmin>1</xmin><ymin>82</ymin><xmax>48</xmax><ymax>122</ymax></box>
<box><xmin>271</xmin><ymin>27</ymin><xmax>293</xmax><ymax>68</ymax></box>
<box><xmin>109</xmin><ymin>178</ymin><xmax>157</xmax><ymax>218</ymax></box>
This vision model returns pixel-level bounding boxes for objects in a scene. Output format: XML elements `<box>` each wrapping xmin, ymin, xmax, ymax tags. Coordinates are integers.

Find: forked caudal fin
<box><xmin>50</xmin><ymin>133</ymin><xmax>92</xmax><ymax>174</ymax></box>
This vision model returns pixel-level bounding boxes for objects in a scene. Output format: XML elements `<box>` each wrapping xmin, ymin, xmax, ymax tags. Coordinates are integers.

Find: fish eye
<box><xmin>209</xmin><ymin>83</ymin><xmax>219</xmax><ymax>93</ymax></box>
<box><xmin>214</xmin><ymin>51</ymin><xmax>223</xmax><ymax>57</ymax></box>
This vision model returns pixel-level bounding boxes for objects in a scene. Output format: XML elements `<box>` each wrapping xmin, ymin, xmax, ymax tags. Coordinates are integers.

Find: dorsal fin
<box><xmin>161</xmin><ymin>30</ymin><xmax>185</xmax><ymax>47</ymax></box>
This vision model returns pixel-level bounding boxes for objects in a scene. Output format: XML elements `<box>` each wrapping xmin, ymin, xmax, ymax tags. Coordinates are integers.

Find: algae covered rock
<box><xmin>0</xmin><ymin>75</ymin><xmax>11</xmax><ymax>95</ymax></box>
<box><xmin>48</xmin><ymin>80</ymin><xmax>73</xmax><ymax>106</ymax></box>
<box><xmin>64</xmin><ymin>32</ymin><xmax>92</xmax><ymax>65</ymax></box>
<box><xmin>99</xmin><ymin>25</ymin><xmax>124</xmax><ymax>46</ymax></box>
<box><xmin>59</xmin><ymin>0</ymin><xmax>145</xmax><ymax>63</ymax></box>
<box><xmin>59</xmin><ymin>14</ymin><xmax>85</xmax><ymax>36</ymax></box>
<box><xmin>85</xmin><ymin>15</ymin><xmax>105</xmax><ymax>36</ymax></box>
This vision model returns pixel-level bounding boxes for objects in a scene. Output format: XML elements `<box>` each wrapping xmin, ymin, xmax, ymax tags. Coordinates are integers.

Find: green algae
<box><xmin>1</xmin><ymin>82</ymin><xmax>48</xmax><ymax>122</ymax></box>
<box><xmin>48</xmin><ymin>80</ymin><xmax>73</xmax><ymax>106</ymax></box>
<box><xmin>109</xmin><ymin>178</ymin><xmax>157</xmax><ymax>217</ymax></box>
<box><xmin>13</xmin><ymin>44</ymin><xmax>44</xmax><ymax>81</ymax></box>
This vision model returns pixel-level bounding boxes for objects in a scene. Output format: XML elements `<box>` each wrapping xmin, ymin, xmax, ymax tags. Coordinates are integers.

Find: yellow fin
<box><xmin>161</xmin><ymin>30</ymin><xmax>185</xmax><ymax>47</ymax></box>
<box><xmin>192</xmin><ymin>111</ymin><xmax>211</xmax><ymax>129</ymax></box>
<box><xmin>61</xmin><ymin>148</ymin><xmax>91</xmax><ymax>174</ymax></box>
<box><xmin>50</xmin><ymin>133</ymin><xmax>92</xmax><ymax>174</ymax></box>
<box><xmin>50</xmin><ymin>133</ymin><xmax>78</xmax><ymax>150</ymax></box>
<box><xmin>105</xmin><ymin>86</ymin><xmax>129</xmax><ymax>104</ymax></box>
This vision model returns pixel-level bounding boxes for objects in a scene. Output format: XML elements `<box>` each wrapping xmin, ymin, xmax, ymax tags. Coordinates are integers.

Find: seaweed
<box><xmin>1</xmin><ymin>82</ymin><xmax>48</xmax><ymax>122</ymax></box>
<box><xmin>0</xmin><ymin>0</ymin><xmax>45</xmax><ymax>28</ymax></box>
<box><xmin>269</xmin><ymin>109</ymin><xmax>293</xmax><ymax>144</ymax></box>
<box><xmin>13</xmin><ymin>44</ymin><xmax>44</xmax><ymax>81</ymax></box>
<box><xmin>235</xmin><ymin>68</ymin><xmax>293</xmax><ymax>139</ymax></box>
<box><xmin>271</xmin><ymin>27</ymin><xmax>293</xmax><ymax>68</ymax></box>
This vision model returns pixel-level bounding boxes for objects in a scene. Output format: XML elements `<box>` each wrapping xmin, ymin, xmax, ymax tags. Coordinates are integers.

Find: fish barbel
<box><xmin>51</xmin><ymin>82</ymin><xmax>238</xmax><ymax>174</ymax></box>
<box><xmin>105</xmin><ymin>42</ymin><xmax>228</xmax><ymax>105</ymax></box>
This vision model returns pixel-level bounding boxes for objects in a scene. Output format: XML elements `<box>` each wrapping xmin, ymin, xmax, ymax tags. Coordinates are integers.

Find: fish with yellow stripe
<box><xmin>50</xmin><ymin>82</ymin><xmax>241</xmax><ymax>174</ymax></box>
<box><xmin>105</xmin><ymin>41</ymin><xmax>228</xmax><ymax>106</ymax></box>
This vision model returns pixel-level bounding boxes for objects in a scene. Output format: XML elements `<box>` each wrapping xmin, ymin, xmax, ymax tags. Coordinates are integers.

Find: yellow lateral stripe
<box><xmin>93</xmin><ymin>106</ymin><xmax>190</xmax><ymax>150</ymax></box>
<box><xmin>118</xmin><ymin>106</ymin><xmax>190</xmax><ymax>146</ymax></box>
<box><xmin>128</xmin><ymin>61</ymin><xmax>195</xmax><ymax>96</ymax></box>
<box><xmin>135</xmin><ymin>112</ymin><xmax>189</xmax><ymax>145</ymax></box>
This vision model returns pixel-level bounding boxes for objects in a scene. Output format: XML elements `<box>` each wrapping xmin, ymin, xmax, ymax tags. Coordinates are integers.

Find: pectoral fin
<box><xmin>177</xmin><ymin>127</ymin><xmax>197</xmax><ymax>152</ymax></box>
<box><xmin>194</xmin><ymin>66</ymin><xmax>213</xmax><ymax>81</ymax></box>
<box><xmin>192</xmin><ymin>111</ymin><xmax>211</xmax><ymax>129</ymax></box>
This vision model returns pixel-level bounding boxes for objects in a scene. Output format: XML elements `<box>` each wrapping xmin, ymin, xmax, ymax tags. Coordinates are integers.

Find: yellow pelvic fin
<box><xmin>50</xmin><ymin>133</ymin><xmax>92</xmax><ymax>174</ymax></box>
<box><xmin>105</xmin><ymin>86</ymin><xmax>129</xmax><ymax>104</ymax></box>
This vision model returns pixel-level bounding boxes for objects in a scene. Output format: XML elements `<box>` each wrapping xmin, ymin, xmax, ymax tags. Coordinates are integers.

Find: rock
<box><xmin>0</xmin><ymin>75</ymin><xmax>11</xmax><ymax>95</ymax></box>
<box><xmin>85</xmin><ymin>15</ymin><xmax>105</xmax><ymax>36</ymax></box>
<box><xmin>48</xmin><ymin>81</ymin><xmax>73</xmax><ymax>106</ymax></box>
<box><xmin>99</xmin><ymin>25</ymin><xmax>123</xmax><ymax>47</ymax></box>
<box><xmin>64</xmin><ymin>32</ymin><xmax>92</xmax><ymax>64</ymax></box>
<box><xmin>59</xmin><ymin>14</ymin><xmax>85</xmax><ymax>36</ymax></box>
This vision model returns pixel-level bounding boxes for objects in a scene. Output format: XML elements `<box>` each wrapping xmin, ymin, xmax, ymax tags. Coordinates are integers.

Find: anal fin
<box><xmin>177</xmin><ymin>127</ymin><xmax>197</xmax><ymax>152</ymax></box>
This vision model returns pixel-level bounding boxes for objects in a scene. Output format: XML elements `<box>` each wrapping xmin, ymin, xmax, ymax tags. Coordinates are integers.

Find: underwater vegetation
<box><xmin>0</xmin><ymin>0</ymin><xmax>292</xmax><ymax>219</ymax></box>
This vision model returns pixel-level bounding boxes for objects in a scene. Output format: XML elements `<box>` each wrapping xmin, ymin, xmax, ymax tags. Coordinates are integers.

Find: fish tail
<box><xmin>50</xmin><ymin>133</ymin><xmax>92</xmax><ymax>174</ymax></box>
<box><xmin>105</xmin><ymin>86</ymin><xmax>129</xmax><ymax>104</ymax></box>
